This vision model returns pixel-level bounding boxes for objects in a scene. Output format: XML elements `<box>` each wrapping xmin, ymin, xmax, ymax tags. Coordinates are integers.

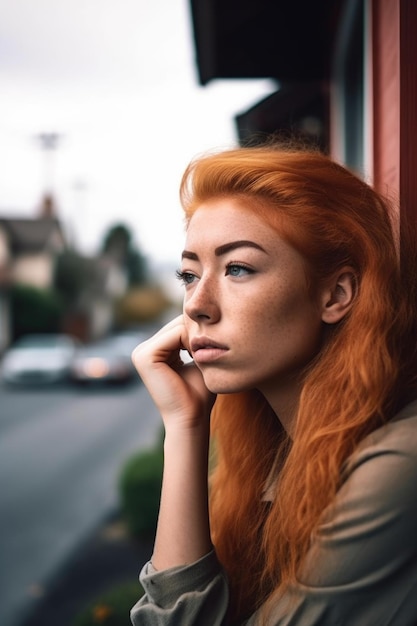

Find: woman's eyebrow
<box><xmin>181</xmin><ymin>250</ymin><xmax>199</xmax><ymax>260</ymax></box>
<box><xmin>181</xmin><ymin>240</ymin><xmax>266</xmax><ymax>261</ymax></box>
<box><xmin>215</xmin><ymin>240</ymin><xmax>267</xmax><ymax>256</ymax></box>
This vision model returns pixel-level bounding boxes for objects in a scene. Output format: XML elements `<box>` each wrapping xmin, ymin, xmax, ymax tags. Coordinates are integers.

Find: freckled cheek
<box><xmin>244</xmin><ymin>291</ymin><xmax>315</xmax><ymax>345</ymax></box>
<box><xmin>251</xmin><ymin>287</ymin><xmax>298</xmax><ymax>326</ymax></box>
<box><xmin>237</xmin><ymin>303</ymin><xmax>280</xmax><ymax>345</ymax></box>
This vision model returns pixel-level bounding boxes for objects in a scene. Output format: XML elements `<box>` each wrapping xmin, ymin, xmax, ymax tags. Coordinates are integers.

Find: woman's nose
<box><xmin>184</xmin><ymin>279</ymin><xmax>220</xmax><ymax>323</ymax></box>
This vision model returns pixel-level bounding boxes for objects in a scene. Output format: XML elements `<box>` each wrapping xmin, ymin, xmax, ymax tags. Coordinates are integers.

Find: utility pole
<box><xmin>37</xmin><ymin>132</ymin><xmax>61</xmax><ymax>218</ymax></box>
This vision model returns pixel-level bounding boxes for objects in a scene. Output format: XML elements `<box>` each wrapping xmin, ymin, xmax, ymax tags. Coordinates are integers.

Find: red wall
<box><xmin>372</xmin><ymin>0</ymin><xmax>417</xmax><ymax>241</ymax></box>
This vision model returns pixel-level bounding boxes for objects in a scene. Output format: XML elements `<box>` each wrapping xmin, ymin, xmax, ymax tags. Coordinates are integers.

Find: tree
<box><xmin>53</xmin><ymin>250</ymin><xmax>97</xmax><ymax>308</ymax></box>
<box><xmin>101</xmin><ymin>223</ymin><xmax>148</xmax><ymax>286</ymax></box>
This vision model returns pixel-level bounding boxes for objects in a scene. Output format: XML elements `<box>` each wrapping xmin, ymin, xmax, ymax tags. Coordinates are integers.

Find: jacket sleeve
<box><xmin>130</xmin><ymin>550</ymin><xmax>229</xmax><ymax>625</ymax></box>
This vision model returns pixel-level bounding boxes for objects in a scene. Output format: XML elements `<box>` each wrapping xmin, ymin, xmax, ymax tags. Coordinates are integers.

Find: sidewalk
<box><xmin>18</xmin><ymin>510</ymin><xmax>152</xmax><ymax>626</ymax></box>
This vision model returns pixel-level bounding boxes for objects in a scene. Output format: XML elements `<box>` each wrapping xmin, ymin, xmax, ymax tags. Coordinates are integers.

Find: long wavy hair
<box><xmin>179</xmin><ymin>145</ymin><xmax>417</xmax><ymax>622</ymax></box>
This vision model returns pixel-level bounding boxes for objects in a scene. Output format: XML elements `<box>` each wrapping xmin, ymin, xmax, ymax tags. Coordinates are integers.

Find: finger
<box><xmin>132</xmin><ymin>321</ymin><xmax>188</xmax><ymax>367</ymax></box>
<box><xmin>148</xmin><ymin>316</ymin><xmax>191</xmax><ymax>354</ymax></box>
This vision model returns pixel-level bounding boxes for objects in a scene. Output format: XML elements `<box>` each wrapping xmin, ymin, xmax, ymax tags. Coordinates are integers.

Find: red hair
<box><xmin>179</xmin><ymin>146</ymin><xmax>417</xmax><ymax>621</ymax></box>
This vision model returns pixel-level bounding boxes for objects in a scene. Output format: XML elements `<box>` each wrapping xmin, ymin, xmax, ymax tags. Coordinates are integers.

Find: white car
<box><xmin>1</xmin><ymin>334</ymin><xmax>78</xmax><ymax>385</ymax></box>
<box><xmin>69</xmin><ymin>333</ymin><xmax>143</xmax><ymax>385</ymax></box>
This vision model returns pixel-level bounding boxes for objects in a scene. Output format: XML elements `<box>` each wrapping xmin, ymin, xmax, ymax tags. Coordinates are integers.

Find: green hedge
<box><xmin>73</xmin><ymin>580</ymin><xmax>143</xmax><ymax>626</ymax></box>
<box><xmin>10</xmin><ymin>284</ymin><xmax>63</xmax><ymax>341</ymax></box>
<box><xmin>118</xmin><ymin>443</ymin><xmax>164</xmax><ymax>539</ymax></box>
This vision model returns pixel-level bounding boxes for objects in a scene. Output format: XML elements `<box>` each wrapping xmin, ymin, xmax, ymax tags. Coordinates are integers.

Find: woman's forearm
<box><xmin>131</xmin><ymin>317</ymin><xmax>215</xmax><ymax>571</ymax></box>
<box><xmin>151</xmin><ymin>423</ymin><xmax>212</xmax><ymax>571</ymax></box>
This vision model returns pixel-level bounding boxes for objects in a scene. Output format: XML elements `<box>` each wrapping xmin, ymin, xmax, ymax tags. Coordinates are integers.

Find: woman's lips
<box><xmin>190</xmin><ymin>338</ymin><xmax>229</xmax><ymax>364</ymax></box>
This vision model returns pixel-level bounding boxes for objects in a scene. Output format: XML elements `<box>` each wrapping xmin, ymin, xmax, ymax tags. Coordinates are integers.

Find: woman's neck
<box><xmin>260</xmin><ymin>374</ymin><xmax>303</xmax><ymax>437</ymax></box>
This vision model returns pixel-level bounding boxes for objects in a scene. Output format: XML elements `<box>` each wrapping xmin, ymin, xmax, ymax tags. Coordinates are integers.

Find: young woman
<box><xmin>130</xmin><ymin>146</ymin><xmax>417</xmax><ymax>625</ymax></box>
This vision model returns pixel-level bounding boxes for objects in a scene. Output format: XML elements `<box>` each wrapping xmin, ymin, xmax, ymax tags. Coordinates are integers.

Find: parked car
<box><xmin>106</xmin><ymin>330</ymin><xmax>146</xmax><ymax>358</ymax></box>
<box><xmin>1</xmin><ymin>333</ymin><xmax>78</xmax><ymax>385</ymax></box>
<box><xmin>69</xmin><ymin>334</ymin><xmax>141</xmax><ymax>386</ymax></box>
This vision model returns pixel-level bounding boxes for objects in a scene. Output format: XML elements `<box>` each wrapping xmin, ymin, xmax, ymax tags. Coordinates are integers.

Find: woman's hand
<box><xmin>132</xmin><ymin>316</ymin><xmax>214</xmax><ymax>569</ymax></box>
<box><xmin>132</xmin><ymin>315</ymin><xmax>215</xmax><ymax>430</ymax></box>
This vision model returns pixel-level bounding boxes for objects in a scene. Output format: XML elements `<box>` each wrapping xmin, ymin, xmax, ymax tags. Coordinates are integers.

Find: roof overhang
<box><xmin>189</xmin><ymin>0</ymin><xmax>339</xmax><ymax>85</ymax></box>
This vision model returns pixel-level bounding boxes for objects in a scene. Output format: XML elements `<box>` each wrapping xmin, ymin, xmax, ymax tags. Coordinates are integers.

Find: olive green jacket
<box><xmin>131</xmin><ymin>401</ymin><xmax>417</xmax><ymax>625</ymax></box>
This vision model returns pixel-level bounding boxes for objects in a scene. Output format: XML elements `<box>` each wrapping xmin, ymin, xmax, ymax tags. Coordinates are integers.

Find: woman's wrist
<box><xmin>161</xmin><ymin>411</ymin><xmax>211</xmax><ymax>439</ymax></box>
<box><xmin>163</xmin><ymin>422</ymin><xmax>210</xmax><ymax>468</ymax></box>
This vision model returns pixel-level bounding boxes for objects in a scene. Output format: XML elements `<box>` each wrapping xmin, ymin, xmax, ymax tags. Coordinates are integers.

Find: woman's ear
<box><xmin>320</xmin><ymin>267</ymin><xmax>357</xmax><ymax>324</ymax></box>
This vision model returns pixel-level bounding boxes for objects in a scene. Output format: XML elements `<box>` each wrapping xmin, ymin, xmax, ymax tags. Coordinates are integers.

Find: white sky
<box><xmin>0</xmin><ymin>0</ymin><xmax>275</xmax><ymax>268</ymax></box>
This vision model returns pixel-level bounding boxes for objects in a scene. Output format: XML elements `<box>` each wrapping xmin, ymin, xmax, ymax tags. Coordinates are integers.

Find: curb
<box><xmin>18</xmin><ymin>510</ymin><xmax>152</xmax><ymax>626</ymax></box>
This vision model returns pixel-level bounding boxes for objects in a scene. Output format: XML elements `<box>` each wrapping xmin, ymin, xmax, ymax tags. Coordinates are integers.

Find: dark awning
<box><xmin>189</xmin><ymin>0</ymin><xmax>340</xmax><ymax>85</ymax></box>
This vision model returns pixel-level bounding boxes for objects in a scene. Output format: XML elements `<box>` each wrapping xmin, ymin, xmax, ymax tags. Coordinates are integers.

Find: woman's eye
<box><xmin>176</xmin><ymin>269</ymin><xmax>197</xmax><ymax>285</ymax></box>
<box><xmin>225</xmin><ymin>264</ymin><xmax>253</xmax><ymax>277</ymax></box>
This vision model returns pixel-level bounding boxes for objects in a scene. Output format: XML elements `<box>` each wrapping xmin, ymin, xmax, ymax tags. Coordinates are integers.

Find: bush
<box><xmin>73</xmin><ymin>580</ymin><xmax>143</xmax><ymax>626</ymax></box>
<box><xmin>118</xmin><ymin>445</ymin><xmax>163</xmax><ymax>539</ymax></box>
<box><xmin>10</xmin><ymin>284</ymin><xmax>63</xmax><ymax>341</ymax></box>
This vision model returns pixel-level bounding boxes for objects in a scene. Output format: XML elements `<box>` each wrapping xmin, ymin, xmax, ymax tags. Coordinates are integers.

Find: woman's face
<box><xmin>180</xmin><ymin>198</ymin><xmax>325</xmax><ymax>410</ymax></box>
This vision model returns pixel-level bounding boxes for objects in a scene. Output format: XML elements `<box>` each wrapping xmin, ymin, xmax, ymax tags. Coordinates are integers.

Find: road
<box><xmin>0</xmin><ymin>379</ymin><xmax>161</xmax><ymax>626</ymax></box>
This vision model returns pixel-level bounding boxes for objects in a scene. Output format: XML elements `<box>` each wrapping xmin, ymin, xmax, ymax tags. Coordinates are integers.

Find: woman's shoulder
<box><xmin>351</xmin><ymin>398</ymin><xmax>417</xmax><ymax>462</ymax></box>
<box><xmin>292</xmin><ymin>401</ymin><xmax>417</xmax><ymax>624</ymax></box>
<box><xmin>341</xmin><ymin>399</ymin><xmax>417</xmax><ymax>515</ymax></box>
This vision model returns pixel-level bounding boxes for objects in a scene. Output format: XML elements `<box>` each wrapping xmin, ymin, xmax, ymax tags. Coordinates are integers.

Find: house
<box><xmin>0</xmin><ymin>214</ymin><xmax>132</xmax><ymax>346</ymax></box>
<box><xmin>0</xmin><ymin>216</ymin><xmax>67</xmax><ymax>350</ymax></box>
<box><xmin>68</xmin><ymin>253</ymin><xmax>128</xmax><ymax>341</ymax></box>
<box><xmin>0</xmin><ymin>216</ymin><xmax>67</xmax><ymax>289</ymax></box>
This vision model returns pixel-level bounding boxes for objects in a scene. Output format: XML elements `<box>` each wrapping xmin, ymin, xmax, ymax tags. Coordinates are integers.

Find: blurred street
<box><xmin>0</xmin><ymin>379</ymin><xmax>161</xmax><ymax>626</ymax></box>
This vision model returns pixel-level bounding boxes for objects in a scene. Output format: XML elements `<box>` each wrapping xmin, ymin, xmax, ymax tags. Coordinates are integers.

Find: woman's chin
<box><xmin>202</xmin><ymin>374</ymin><xmax>252</xmax><ymax>396</ymax></box>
